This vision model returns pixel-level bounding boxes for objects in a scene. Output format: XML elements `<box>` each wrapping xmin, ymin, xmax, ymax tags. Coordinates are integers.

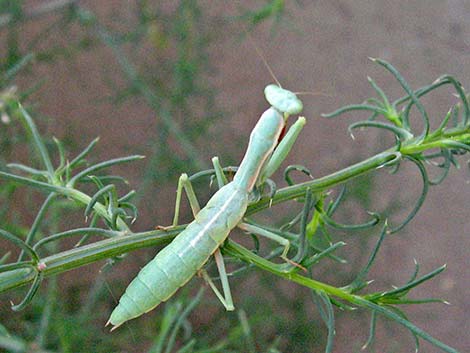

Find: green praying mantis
<box><xmin>107</xmin><ymin>83</ymin><xmax>307</xmax><ymax>330</ymax></box>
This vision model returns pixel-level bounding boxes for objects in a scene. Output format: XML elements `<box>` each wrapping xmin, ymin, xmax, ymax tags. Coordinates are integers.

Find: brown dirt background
<box><xmin>3</xmin><ymin>1</ymin><xmax>469</xmax><ymax>352</ymax></box>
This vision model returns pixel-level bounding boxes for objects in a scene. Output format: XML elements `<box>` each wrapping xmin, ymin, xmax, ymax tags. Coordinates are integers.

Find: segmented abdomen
<box><xmin>109</xmin><ymin>183</ymin><xmax>248</xmax><ymax>328</ymax></box>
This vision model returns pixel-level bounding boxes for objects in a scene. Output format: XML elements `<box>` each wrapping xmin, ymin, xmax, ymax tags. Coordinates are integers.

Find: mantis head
<box><xmin>264</xmin><ymin>84</ymin><xmax>303</xmax><ymax>117</ymax></box>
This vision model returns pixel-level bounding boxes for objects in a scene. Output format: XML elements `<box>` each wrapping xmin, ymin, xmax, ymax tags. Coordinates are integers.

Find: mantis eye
<box><xmin>264</xmin><ymin>84</ymin><xmax>303</xmax><ymax>116</ymax></box>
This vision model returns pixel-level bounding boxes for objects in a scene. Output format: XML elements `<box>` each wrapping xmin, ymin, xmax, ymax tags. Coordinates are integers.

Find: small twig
<box><xmin>0</xmin><ymin>0</ymin><xmax>78</xmax><ymax>27</ymax></box>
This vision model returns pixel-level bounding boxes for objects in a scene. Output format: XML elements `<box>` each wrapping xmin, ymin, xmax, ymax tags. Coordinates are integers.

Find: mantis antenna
<box><xmin>245</xmin><ymin>30</ymin><xmax>282</xmax><ymax>88</ymax></box>
<box><xmin>244</xmin><ymin>33</ymin><xmax>305</xmax><ymax>115</ymax></box>
<box><xmin>246</xmin><ymin>32</ymin><xmax>330</xmax><ymax>113</ymax></box>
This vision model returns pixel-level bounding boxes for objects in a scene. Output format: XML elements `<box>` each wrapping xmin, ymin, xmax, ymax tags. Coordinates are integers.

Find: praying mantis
<box><xmin>107</xmin><ymin>83</ymin><xmax>307</xmax><ymax>330</ymax></box>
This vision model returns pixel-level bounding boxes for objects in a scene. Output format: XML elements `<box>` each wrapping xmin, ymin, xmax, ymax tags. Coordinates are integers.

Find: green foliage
<box><xmin>0</xmin><ymin>2</ymin><xmax>467</xmax><ymax>353</ymax></box>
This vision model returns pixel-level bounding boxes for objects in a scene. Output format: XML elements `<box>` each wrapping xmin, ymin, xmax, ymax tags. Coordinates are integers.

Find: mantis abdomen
<box><xmin>108</xmin><ymin>183</ymin><xmax>249</xmax><ymax>327</ymax></box>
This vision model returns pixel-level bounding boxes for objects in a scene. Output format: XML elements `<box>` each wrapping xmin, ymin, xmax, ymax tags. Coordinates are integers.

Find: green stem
<box><xmin>0</xmin><ymin>228</ymin><xmax>180</xmax><ymax>293</ymax></box>
<box><xmin>224</xmin><ymin>240</ymin><xmax>458</xmax><ymax>353</ymax></box>
<box><xmin>247</xmin><ymin>150</ymin><xmax>400</xmax><ymax>215</ymax></box>
<box><xmin>401</xmin><ymin>130</ymin><xmax>470</xmax><ymax>155</ymax></box>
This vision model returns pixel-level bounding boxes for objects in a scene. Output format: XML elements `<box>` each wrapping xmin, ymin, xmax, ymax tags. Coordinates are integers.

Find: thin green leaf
<box><xmin>430</xmin><ymin>108</ymin><xmax>453</xmax><ymax>138</ymax></box>
<box><xmin>371</xmin><ymin>58</ymin><xmax>430</xmax><ymax>140</ymax></box>
<box><xmin>85</xmin><ymin>184</ymin><xmax>115</xmax><ymax>218</ymax></box>
<box><xmin>451</xmin><ymin>103</ymin><xmax>460</xmax><ymax>127</ymax></box>
<box><xmin>326</xmin><ymin>186</ymin><xmax>346</xmax><ymax>215</ymax></box>
<box><xmin>6</xmin><ymin>163</ymin><xmax>48</xmax><ymax>177</ymax></box>
<box><xmin>376</xmin><ymin>265</ymin><xmax>446</xmax><ymax>300</ymax></box>
<box><xmin>33</xmin><ymin>228</ymin><xmax>119</xmax><ymax>251</ymax></box>
<box><xmin>283</xmin><ymin>164</ymin><xmax>312</xmax><ymax>186</ymax></box>
<box><xmin>80</xmin><ymin>175</ymin><xmax>130</xmax><ymax>185</ymax></box>
<box><xmin>0</xmin><ymin>229</ymin><xmax>39</xmax><ymax>263</ymax></box>
<box><xmin>119</xmin><ymin>201</ymin><xmax>138</xmax><ymax>223</ymax></box>
<box><xmin>75</xmin><ymin>213</ymin><xmax>100</xmax><ymax>247</ymax></box>
<box><xmin>68</xmin><ymin>137</ymin><xmax>100</xmax><ymax>170</ymax></box>
<box><xmin>110</xmin><ymin>207</ymin><xmax>128</xmax><ymax>230</ymax></box>
<box><xmin>53</xmin><ymin>136</ymin><xmax>66</xmax><ymax>172</ymax></box>
<box><xmin>0</xmin><ymin>252</ymin><xmax>11</xmax><ymax>265</ymax></box>
<box><xmin>393</xmin><ymin>75</ymin><xmax>451</xmax><ymax>107</ymax></box>
<box><xmin>380</xmin><ymin>298</ymin><xmax>448</xmax><ymax>305</ymax></box>
<box><xmin>291</xmin><ymin>188</ymin><xmax>314</xmax><ymax>263</ymax></box>
<box><xmin>408</xmin><ymin>258</ymin><xmax>420</xmax><ymax>284</ymax></box>
<box><xmin>352</xmin><ymin>297</ymin><xmax>457</xmax><ymax>353</ymax></box>
<box><xmin>11</xmin><ymin>271</ymin><xmax>43</xmax><ymax>311</ymax></box>
<box><xmin>388</xmin><ymin>156</ymin><xmax>429</xmax><ymax>233</ymax></box>
<box><xmin>319</xmin><ymin>209</ymin><xmax>380</xmax><ymax>230</ymax></box>
<box><xmin>0</xmin><ymin>261</ymin><xmax>34</xmax><ymax>273</ymax></box>
<box><xmin>361</xmin><ymin>311</ymin><xmax>377</xmax><ymax>350</ymax></box>
<box><xmin>0</xmin><ymin>170</ymin><xmax>68</xmax><ymax>195</ymax></box>
<box><xmin>314</xmin><ymin>291</ymin><xmax>335</xmax><ymax>353</ymax></box>
<box><xmin>3</xmin><ymin>53</ymin><xmax>34</xmax><ymax>82</ymax></box>
<box><xmin>365</xmin><ymin>97</ymin><xmax>383</xmax><ymax>107</ymax></box>
<box><xmin>17</xmin><ymin>104</ymin><xmax>55</xmax><ymax>176</ymax></box>
<box><xmin>348</xmin><ymin>120</ymin><xmax>413</xmax><ymax>140</ymax></box>
<box><xmin>434</xmin><ymin>75</ymin><xmax>469</xmax><ymax>125</ymax></box>
<box><xmin>346</xmin><ymin>223</ymin><xmax>387</xmax><ymax>293</ymax></box>
<box><xmin>428</xmin><ymin>150</ymin><xmax>451</xmax><ymax>185</ymax></box>
<box><xmin>302</xmin><ymin>242</ymin><xmax>346</xmax><ymax>268</ymax></box>
<box><xmin>190</xmin><ymin>166</ymin><xmax>238</xmax><ymax>184</ymax></box>
<box><xmin>67</xmin><ymin>155</ymin><xmax>144</xmax><ymax>186</ymax></box>
<box><xmin>177</xmin><ymin>339</ymin><xmax>196</xmax><ymax>353</ymax></box>
<box><xmin>18</xmin><ymin>192</ymin><xmax>57</xmax><ymax>261</ymax></box>
<box><xmin>442</xmin><ymin>139</ymin><xmax>470</xmax><ymax>153</ymax></box>
<box><xmin>164</xmin><ymin>288</ymin><xmax>205</xmax><ymax>353</ymax></box>
<box><xmin>321</xmin><ymin>104</ymin><xmax>388</xmax><ymax>118</ymax></box>
<box><xmin>367</xmin><ymin>76</ymin><xmax>391</xmax><ymax>108</ymax></box>
<box><xmin>118</xmin><ymin>190</ymin><xmax>136</xmax><ymax>202</ymax></box>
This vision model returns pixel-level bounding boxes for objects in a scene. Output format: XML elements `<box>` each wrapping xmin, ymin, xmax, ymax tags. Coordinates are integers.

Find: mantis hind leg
<box><xmin>205</xmin><ymin>157</ymin><xmax>235</xmax><ymax>310</ymax></box>
<box><xmin>200</xmin><ymin>248</ymin><xmax>235</xmax><ymax>311</ymax></box>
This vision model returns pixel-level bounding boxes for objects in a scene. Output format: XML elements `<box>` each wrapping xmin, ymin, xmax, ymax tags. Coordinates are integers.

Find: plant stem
<box><xmin>247</xmin><ymin>150</ymin><xmax>399</xmax><ymax>215</ymax></box>
<box><xmin>0</xmin><ymin>228</ymin><xmax>180</xmax><ymax>293</ymax></box>
<box><xmin>224</xmin><ymin>240</ymin><xmax>458</xmax><ymax>353</ymax></box>
<box><xmin>401</xmin><ymin>129</ymin><xmax>470</xmax><ymax>154</ymax></box>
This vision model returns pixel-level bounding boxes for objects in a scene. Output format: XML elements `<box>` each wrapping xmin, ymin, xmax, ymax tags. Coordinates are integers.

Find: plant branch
<box><xmin>0</xmin><ymin>228</ymin><xmax>179</xmax><ymax>294</ymax></box>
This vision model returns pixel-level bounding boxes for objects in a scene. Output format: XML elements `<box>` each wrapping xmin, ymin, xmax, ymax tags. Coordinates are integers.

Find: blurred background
<box><xmin>0</xmin><ymin>1</ymin><xmax>469</xmax><ymax>352</ymax></box>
